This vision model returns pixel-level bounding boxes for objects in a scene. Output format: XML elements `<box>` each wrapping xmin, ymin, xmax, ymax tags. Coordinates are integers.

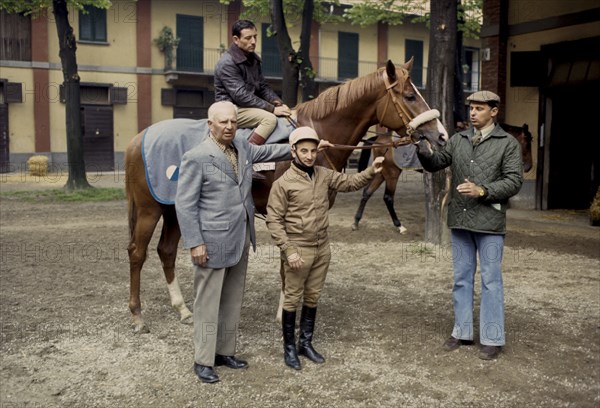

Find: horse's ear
<box><xmin>386</xmin><ymin>60</ymin><xmax>397</xmax><ymax>81</ymax></box>
<box><xmin>402</xmin><ymin>57</ymin><xmax>414</xmax><ymax>72</ymax></box>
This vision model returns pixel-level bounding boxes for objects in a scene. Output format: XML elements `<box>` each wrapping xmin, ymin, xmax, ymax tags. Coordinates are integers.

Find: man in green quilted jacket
<box><xmin>416</xmin><ymin>90</ymin><xmax>523</xmax><ymax>360</ymax></box>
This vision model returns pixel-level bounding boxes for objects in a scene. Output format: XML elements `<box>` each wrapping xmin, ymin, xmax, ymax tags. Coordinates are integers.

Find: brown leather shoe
<box><xmin>442</xmin><ymin>336</ymin><xmax>474</xmax><ymax>351</ymax></box>
<box><xmin>479</xmin><ymin>345</ymin><xmax>501</xmax><ymax>360</ymax></box>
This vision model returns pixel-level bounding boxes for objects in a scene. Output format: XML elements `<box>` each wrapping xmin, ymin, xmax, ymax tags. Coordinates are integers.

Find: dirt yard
<box><xmin>1</xmin><ymin>171</ymin><xmax>598</xmax><ymax>407</ymax></box>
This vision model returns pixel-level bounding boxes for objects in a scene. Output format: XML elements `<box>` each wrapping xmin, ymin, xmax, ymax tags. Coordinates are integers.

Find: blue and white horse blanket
<box><xmin>142</xmin><ymin>118</ymin><xmax>294</xmax><ymax>204</ymax></box>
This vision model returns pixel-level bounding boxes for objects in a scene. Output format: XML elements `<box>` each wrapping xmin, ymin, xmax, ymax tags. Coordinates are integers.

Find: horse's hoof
<box><xmin>132</xmin><ymin>323</ymin><xmax>150</xmax><ymax>334</ymax></box>
<box><xmin>180</xmin><ymin>313</ymin><xmax>193</xmax><ymax>325</ymax></box>
<box><xmin>398</xmin><ymin>225</ymin><xmax>408</xmax><ymax>234</ymax></box>
<box><xmin>351</xmin><ymin>223</ymin><xmax>359</xmax><ymax>231</ymax></box>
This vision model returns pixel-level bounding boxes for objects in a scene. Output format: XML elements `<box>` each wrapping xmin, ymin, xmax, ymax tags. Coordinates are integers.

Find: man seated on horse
<box><xmin>215</xmin><ymin>19</ymin><xmax>292</xmax><ymax>146</ymax></box>
<box><xmin>266</xmin><ymin>127</ymin><xmax>384</xmax><ymax>370</ymax></box>
<box><xmin>415</xmin><ymin>90</ymin><xmax>524</xmax><ymax>360</ymax></box>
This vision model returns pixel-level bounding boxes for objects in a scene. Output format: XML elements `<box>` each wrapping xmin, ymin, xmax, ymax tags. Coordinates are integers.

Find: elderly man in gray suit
<box><xmin>176</xmin><ymin>101</ymin><xmax>329</xmax><ymax>384</ymax></box>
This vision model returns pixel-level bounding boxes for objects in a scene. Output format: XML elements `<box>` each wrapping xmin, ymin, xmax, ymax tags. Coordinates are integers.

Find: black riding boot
<box><xmin>282</xmin><ymin>309</ymin><xmax>301</xmax><ymax>370</ymax></box>
<box><xmin>298</xmin><ymin>305</ymin><xmax>325</xmax><ymax>364</ymax></box>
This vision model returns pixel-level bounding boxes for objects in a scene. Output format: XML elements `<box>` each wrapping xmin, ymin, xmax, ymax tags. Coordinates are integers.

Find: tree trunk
<box><xmin>454</xmin><ymin>0</ymin><xmax>467</xmax><ymax>126</ymax></box>
<box><xmin>53</xmin><ymin>0</ymin><xmax>90</xmax><ymax>190</ymax></box>
<box><xmin>299</xmin><ymin>0</ymin><xmax>317</xmax><ymax>102</ymax></box>
<box><xmin>269</xmin><ymin>0</ymin><xmax>299</xmax><ymax>106</ymax></box>
<box><xmin>424</xmin><ymin>0</ymin><xmax>457</xmax><ymax>244</ymax></box>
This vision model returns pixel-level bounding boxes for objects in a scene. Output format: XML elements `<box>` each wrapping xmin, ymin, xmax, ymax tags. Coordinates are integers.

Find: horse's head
<box><xmin>501</xmin><ymin>123</ymin><xmax>534</xmax><ymax>173</ymax></box>
<box><xmin>376</xmin><ymin>59</ymin><xmax>448</xmax><ymax>150</ymax></box>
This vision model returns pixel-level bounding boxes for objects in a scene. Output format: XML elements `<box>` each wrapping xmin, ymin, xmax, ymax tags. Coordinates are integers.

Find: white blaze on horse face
<box><xmin>411</xmin><ymin>83</ymin><xmax>449</xmax><ymax>141</ymax></box>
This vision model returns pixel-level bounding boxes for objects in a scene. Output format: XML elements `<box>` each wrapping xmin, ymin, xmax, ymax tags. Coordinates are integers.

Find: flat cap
<box><xmin>466</xmin><ymin>90</ymin><xmax>500</xmax><ymax>104</ymax></box>
<box><xmin>289</xmin><ymin>126</ymin><xmax>320</xmax><ymax>145</ymax></box>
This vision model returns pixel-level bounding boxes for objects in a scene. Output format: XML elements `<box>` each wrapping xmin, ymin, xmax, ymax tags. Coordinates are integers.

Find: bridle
<box><xmin>381</xmin><ymin>71</ymin><xmax>440</xmax><ymax>140</ymax></box>
<box><xmin>285</xmin><ymin>70</ymin><xmax>441</xmax><ymax>170</ymax></box>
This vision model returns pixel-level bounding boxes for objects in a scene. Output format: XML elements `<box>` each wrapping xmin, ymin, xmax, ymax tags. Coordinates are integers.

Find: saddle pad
<box><xmin>142</xmin><ymin>117</ymin><xmax>294</xmax><ymax>204</ymax></box>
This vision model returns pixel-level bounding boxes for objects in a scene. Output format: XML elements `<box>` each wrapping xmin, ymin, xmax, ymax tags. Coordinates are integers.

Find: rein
<box><xmin>328</xmin><ymin>136</ymin><xmax>413</xmax><ymax>150</ymax></box>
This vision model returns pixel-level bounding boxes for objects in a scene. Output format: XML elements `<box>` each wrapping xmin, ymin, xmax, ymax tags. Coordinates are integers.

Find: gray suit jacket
<box><xmin>175</xmin><ymin>133</ymin><xmax>291</xmax><ymax>269</ymax></box>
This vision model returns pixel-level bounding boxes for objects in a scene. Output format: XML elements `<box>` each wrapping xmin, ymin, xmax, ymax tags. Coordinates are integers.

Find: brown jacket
<box><xmin>266</xmin><ymin>164</ymin><xmax>375</xmax><ymax>256</ymax></box>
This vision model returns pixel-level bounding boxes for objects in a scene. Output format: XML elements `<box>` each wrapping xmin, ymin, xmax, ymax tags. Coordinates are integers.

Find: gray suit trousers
<box><xmin>193</xmin><ymin>228</ymin><xmax>251</xmax><ymax>366</ymax></box>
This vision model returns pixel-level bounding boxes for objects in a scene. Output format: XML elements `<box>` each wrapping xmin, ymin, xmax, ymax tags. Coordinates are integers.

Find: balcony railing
<box><xmin>171</xmin><ymin>47</ymin><xmax>479</xmax><ymax>92</ymax></box>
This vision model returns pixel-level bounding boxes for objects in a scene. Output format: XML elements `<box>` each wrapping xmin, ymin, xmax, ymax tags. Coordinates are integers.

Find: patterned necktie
<box><xmin>472</xmin><ymin>130</ymin><xmax>482</xmax><ymax>146</ymax></box>
<box><xmin>223</xmin><ymin>146</ymin><xmax>239</xmax><ymax>177</ymax></box>
<box><xmin>209</xmin><ymin>135</ymin><xmax>238</xmax><ymax>178</ymax></box>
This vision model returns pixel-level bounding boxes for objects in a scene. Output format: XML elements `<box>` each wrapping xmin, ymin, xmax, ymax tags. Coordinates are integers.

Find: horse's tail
<box><xmin>126</xmin><ymin>181</ymin><xmax>137</xmax><ymax>242</ymax></box>
<box><xmin>124</xmin><ymin>144</ymin><xmax>137</xmax><ymax>243</ymax></box>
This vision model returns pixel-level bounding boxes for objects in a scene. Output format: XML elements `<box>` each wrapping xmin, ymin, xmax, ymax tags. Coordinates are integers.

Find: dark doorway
<box><xmin>81</xmin><ymin>105</ymin><xmax>114</xmax><ymax>171</ymax></box>
<box><xmin>547</xmin><ymin>85</ymin><xmax>599</xmax><ymax>209</ymax></box>
<box><xmin>541</xmin><ymin>37</ymin><xmax>600</xmax><ymax>209</ymax></box>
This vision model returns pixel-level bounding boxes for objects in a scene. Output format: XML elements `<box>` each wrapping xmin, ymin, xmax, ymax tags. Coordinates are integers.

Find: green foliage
<box><xmin>219</xmin><ymin>0</ymin><xmax>344</xmax><ymax>26</ymax></box>
<box><xmin>218</xmin><ymin>0</ymin><xmax>480</xmax><ymax>37</ymax></box>
<box><xmin>0</xmin><ymin>188</ymin><xmax>125</xmax><ymax>202</ymax></box>
<box><xmin>0</xmin><ymin>0</ymin><xmax>112</xmax><ymax>13</ymax></box>
<box><xmin>154</xmin><ymin>26</ymin><xmax>180</xmax><ymax>70</ymax></box>
<box><xmin>343</xmin><ymin>0</ymin><xmax>481</xmax><ymax>38</ymax></box>
<box><xmin>303</xmin><ymin>66</ymin><xmax>316</xmax><ymax>79</ymax></box>
<box><xmin>458</xmin><ymin>0</ymin><xmax>483</xmax><ymax>39</ymax></box>
<box><xmin>343</xmin><ymin>0</ymin><xmax>427</xmax><ymax>26</ymax></box>
<box><xmin>154</xmin><ymin>26</ymin><xmax>180</xmax><ymax>51</ymax></box>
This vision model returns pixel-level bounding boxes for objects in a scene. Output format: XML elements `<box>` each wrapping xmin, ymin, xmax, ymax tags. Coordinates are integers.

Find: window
<box><xmin>338</xmin><ymin>32</ymin><xmax>358</xmax><ymax>81</ymax></box>
<box><xmin>405</xmin><ymin>39</ymin><xmax>423</xmax><ymax>87</ymax></box>
<box><xmin>176</xmin><ymin>15</ymin><xmax>204</xmax><ymax>72</ymax></box>
<box><xmin>79</xmin><ymin>5</ymin><xmax>107</xmax><ymax>42</ymax></box>
<box><xmin>463</xmin><ymin>47</ymin><xmax>481</xmax><ymax>91</ymax></box>
<box><xmin>0</xmin><ymin>11</ymin><xmax>31</xmax><ymax>61</ymax></box>
<box><xmin>261</xmin><ymin>24</ymin><xmax>281</xmax><ymax>77</ymax></box>
<box><xmin>510</xmin><ymin>51</ymin><xmax>542</xmax><ymax>87</ymax></box>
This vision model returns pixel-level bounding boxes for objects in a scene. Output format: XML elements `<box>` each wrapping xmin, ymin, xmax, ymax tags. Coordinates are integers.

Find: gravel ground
<box><xmin>0</xmin><ymin>171</ymin><xmax>598</xmax><ymax>407</ymax></box>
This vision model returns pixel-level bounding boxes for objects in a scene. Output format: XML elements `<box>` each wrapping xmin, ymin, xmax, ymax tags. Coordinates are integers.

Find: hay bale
<box><xmin>590</xmin><ymin>187</ymin><xmax>600</xmax><ymax>226</ymax></box>
<box><xmin>27</xmin><ymin>155</ymin><xmax>49</xmax><ymax>177</ymax></box>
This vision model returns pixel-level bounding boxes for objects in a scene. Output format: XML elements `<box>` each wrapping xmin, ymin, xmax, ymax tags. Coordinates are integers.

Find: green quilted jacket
<box><xmin>418</xmin><ymin>123</ymin><xmax>524</xmax><ymax>234</ymax></box>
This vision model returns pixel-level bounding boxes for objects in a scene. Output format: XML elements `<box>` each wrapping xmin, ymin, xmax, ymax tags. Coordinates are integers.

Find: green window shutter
<box><xmin>261</xmin><ymin>24</ymin><xmax>281</xmax><ymax>77</ymax></box>
<box><xmin>161</xmin><ymin>88</ymin><xmax>175</xmax><ymax>106</ymax></box>
<box><xmin>79</xmin><ymin>6</ymin><xmax>107</xmax><ymax>42</ymax></box>
<box><xmin>405</xmin><ymin>39</ymin><xmax>423</xmax><ymax>87</ymax></box>
<box><xmin>176</xmin><ymin>15</ymin><xmax>204</xmax><ymax>72</ymax></box>
<box><xmin>6</xmin><ymin>82</ymin><xmax>23</xmax><ymax>103</ymax></box>
<box><xmin>338</xmin><ymin>32</ymin><xmax>358</xmax><ymax>81</ymax></box>
<box><xmin>110</xmin><ymin>87</ymin><xmax>128</xmax><ymax>104</ymax></box>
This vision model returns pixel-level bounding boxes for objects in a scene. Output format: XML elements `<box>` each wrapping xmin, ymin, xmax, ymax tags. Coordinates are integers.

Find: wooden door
<box><xmin>81</xmin><ymin>104</ymin><xmax>114</xmax><ymax>171</ymax></box>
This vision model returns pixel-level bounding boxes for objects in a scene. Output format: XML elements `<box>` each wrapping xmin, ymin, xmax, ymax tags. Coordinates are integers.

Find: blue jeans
<box><xmin>450</xmin><ymin>229</ymin><xmax>505</xmax><ymax>346</ymax></box>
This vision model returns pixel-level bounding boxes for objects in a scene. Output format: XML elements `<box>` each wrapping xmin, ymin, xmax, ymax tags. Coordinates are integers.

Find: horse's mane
<box><xmin>296</xmin><ymin>67</ymin><xmax>388</xmax><ymax>120</ymax></box>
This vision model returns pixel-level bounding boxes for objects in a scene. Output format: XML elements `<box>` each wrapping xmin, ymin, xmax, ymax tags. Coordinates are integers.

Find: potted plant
<box><xmin>154</xmin><ymin>26</ymin><xmax>180</xmax><ymax>70</ymax></box>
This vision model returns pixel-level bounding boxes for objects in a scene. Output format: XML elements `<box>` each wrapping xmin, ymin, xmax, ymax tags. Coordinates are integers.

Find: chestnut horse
<box><xmin>124</xmin><ymin>59</ymin><xmax>448</xmax><ymax>333</ymax></box>
<box><xmin>351</xmin><ymin>123</ymin><xmax>533</xmax><ymax>232</ymax></box>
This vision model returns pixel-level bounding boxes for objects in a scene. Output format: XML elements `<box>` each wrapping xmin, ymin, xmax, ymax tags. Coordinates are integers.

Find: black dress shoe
<box><xmin>215</xmin><ymin>354</ymin><xmax>249</xmax><ymax>369</ymax></box>
<box><xmin>193</xmin><ymin>363</ymin><xmax>219</xmax><ymax>383</ymax></box>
